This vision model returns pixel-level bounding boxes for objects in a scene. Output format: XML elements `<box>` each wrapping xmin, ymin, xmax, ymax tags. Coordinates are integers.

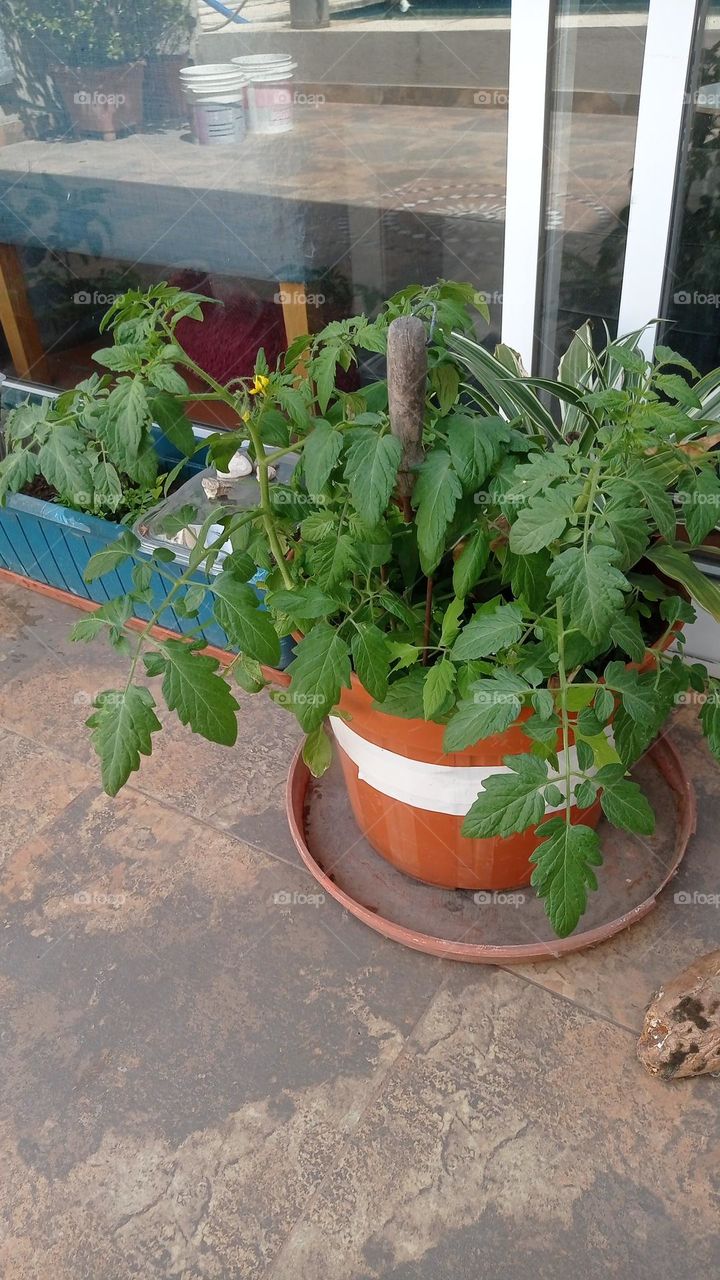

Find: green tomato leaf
<box><xmin>601</xmin><ymin>503</ymin><xmax>650</xmax><ymax>570</ymax></box>
<box><xmin>440</xmin><ymin>596</ymin><xmax>465</xmax><ymax>649</ymax></box>
<box><xmin>594</xmin><ymin>685</ymin><xmax>615</xmax><ymax>722</ymax></box>
<box><xmin>443</xmin><ymin>688</ymin><xmax>521</xmax><ymax>752</ymax></box>
<box><xmin>548</xmin><ymin>544</ymin><xmax>630</xmax><ymax>645</ymax></box>
<box><xmin>446</xmin><ymin>413</ymin><xmax>509</xmax><ymax>490</ymax></box>
<box><xmin>92</xmin><ymin>459</ymin><xmax>124</xmax><ymax>512</ymax></box>
<box><xmin>83</xmin><ymin>530</ymin><xmax>139</xmax><ymax>582</ymax></box>
<box><xmin>509</xmin><ymin>492</ymin><xmax>572</xmax><ymax>555</ymax></box>
<box><xmin>603</xmin><ymin>662</ymin><xmax>658</xmax><ymax>726</ymax></box>
<box><xmin>531</xmin><ymin>689</ymin><xmax>555</xmax><ymax>721</ymax></box>
<box><xmin>595</xmin><ymin>766</ymin><xmax>655</xmax><ymax>835</ymax></box>
<box><xmin>609</xmin><ymin>614</ymin><xmax>646</xmax><ymax>663</ymax></box>
<box><xmin>148</xmin><ymin>388</ymin><xmax>195</xmax><ymax>457</ymax></box>
<box><xmin>0</xmin><ymin>448</ymin><xmax>39</xmax><ymax>502</ymax></box>
<box><xmin>302</xmin><ymin>725</ymin><xmax>333</xmax><ymax>777</ymax></box>
<box><xmin>344</xmin><ymin>430</ymin><xmax>402</xmax><ymax>526</ymax></box>
<box><xmin>302</xmin><ymin>421</ymin><xmax>343</xmax><ymax>496</ymax></box>
<box><xmin>147</xmin><ymin>362</ymin><xmax>189</xmax><ymax>396</ymax></box>
<box><xmin>104</xmin><ymin>375</ymin><xmax>148</xmax><ymax>455</ymax></box>
<box><xmin>412</xmin><ymin>450</ymin><xmax>462</xmax><ymax>574</ymax></box>
<box><xmin>530</xmin><ymin>819</ymin><xmax>603</xmax><ymax>938</ymax></box>
<box><xmin>462</xmin><ymin>753</ymin><xmax>548</xmax><ymax>838</ymax></box>
<box><xmin>351</xmin><ymin>623</ymin><xmax>391</xmax><ymax>702</ymax></box>
<box><xmin>626</xmin><ymin>472</ymin><xmax>677</xmax><ymax>543</ymax></box>
<box><xmin>38</xmin><ymin>425</ymin><xmax>93</xmax><ymax>503</ymax></box>
<box><xmin>232</xmin><ymin>655</ymin><xmax>266</xmax><ymax>694</ymax></box>
<box><xmin>430</xmin><ymin>362</ymin><xmax>460</xmax><ymax>415</ymax></box>
<box><xmin>87</xmin><ymin>685</ymin><xmax>162</xmax><ymax>796</ymax></box>
<box><xmin>267</xmin><ymin>587</ymin><xmax>337</xmax><ymax>621</ymax></box>
<box><xmin>311</xmin><ymin>346</ymin><xmax>341</xmax><ymax>415</ymax></box>
<box><xmin>308</xmin><ymin>532</ymin><xmax>356</xmax><ymax>589</ymax></box>
<box><xmin>286</xmin><ymin>623</ymin><xmax>352</xmax><ymax>731</ymax></box>
<box><xmin>451</xmin><ymin>600</ymin><xmax>524</xmax><ymax>660</ymax></box>
<box><xmin>422</xmin><ymin>658</ymin><xmax>456</xmax><ymax>720</ymax></box>
<box><xmin>92</xmin><ymin>343</ymin><xmax>144</xmax><ymax>371</ymax></box>
<box><xmin>373</xmin><ymin>669</ymin><xmax>427</xmax><ymax>719</ymax></box>
<box><xmin>574</xmin><ymin>778</ymin><xmax>598</xmax><ymax>809</ymax></box>
<box><xmin>452</xmin><ymin>529</ymin><xmax>490</xmax><ymax>599</ymax></box>
<box><xmin>682</xmin><ymin>470</ymin><xmax>720</xmax><ymax>546</ymax></box>
<box><xmin>212</xmin><ymin>577</ymin><xmax>281</xmax><ymax>666</ymax></box>
<box><xmin>158</xmin><ymin>640</ymin><xmax>240</xmax><ymax>745</ymax></box>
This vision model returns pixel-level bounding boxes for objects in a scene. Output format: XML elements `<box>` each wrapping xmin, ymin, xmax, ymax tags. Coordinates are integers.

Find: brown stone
<box><xmin>637</xmin><ymin>949</ymin><xmax>720</xmax><ymax>1079</ymax></box>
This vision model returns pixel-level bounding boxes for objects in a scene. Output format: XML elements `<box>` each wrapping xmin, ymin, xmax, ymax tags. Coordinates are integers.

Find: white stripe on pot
<box><xmin>329</xmin><ymin>717</ymin><xmax>590</xmax><ymax>818</ymax></box>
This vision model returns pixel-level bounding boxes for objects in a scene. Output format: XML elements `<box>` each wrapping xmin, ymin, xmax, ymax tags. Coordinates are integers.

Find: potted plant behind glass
<box><xmin>35</xmin><ymin>280</ymin><xmax>720</xmax><ymax>940</ymax></box>
<box><xmin>3</xmin><ymin>0</ymin><xmax>195</xmax><ymax>139</ymax></box>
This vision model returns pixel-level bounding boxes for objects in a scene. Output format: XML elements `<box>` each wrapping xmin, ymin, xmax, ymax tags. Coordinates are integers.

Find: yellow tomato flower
<box><xmin>241</xmin><ymin>409</ymin><xmax>251</xmax><ymax>422</ymax></box>
<box><xmin>249</xmin><ymin>374</ymin><xmax>270</xmax><ymax>396</ymax></box>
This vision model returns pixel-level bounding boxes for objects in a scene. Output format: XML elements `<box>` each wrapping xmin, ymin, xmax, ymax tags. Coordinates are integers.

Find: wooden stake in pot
<box><xmin>387</xmin><ymin>315</ymin><xmax>427</xmax><ymax>523</ymax></box>
<box><xmin>387</xmin><ymin>314</ymin><xmax>431</xmax><ymax>660</ymax></box>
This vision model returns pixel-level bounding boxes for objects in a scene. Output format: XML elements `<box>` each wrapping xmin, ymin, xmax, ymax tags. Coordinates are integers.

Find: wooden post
<box><xmin>278</xmin><ymin>281</ymin><xmax>310</xmax><ymax>345</ymax></box>
<box><xmin>387</xmin><ymin>314</ymin><xmax>432</xmax><ymax>662</ymax></box>
<box><xmin>387</xmin><ymin>314</ymin><xmax>427</xmax><ymax>521</ymax></box>
<box><xmin>0</xmin><ymin>244</ymin><xmax>51</xmax><ymax>382</ymax></box>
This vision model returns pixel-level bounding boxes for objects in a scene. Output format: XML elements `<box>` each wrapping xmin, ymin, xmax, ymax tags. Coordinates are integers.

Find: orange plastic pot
<box><xmin>330</xmin><ymin>628</ymin><xmax>682</xmax><ymax>893</ymax></box>
<box><xmin>330</xmin><ymin>681</ymin><xmax>596</xmax><ymax>892</ymax></box>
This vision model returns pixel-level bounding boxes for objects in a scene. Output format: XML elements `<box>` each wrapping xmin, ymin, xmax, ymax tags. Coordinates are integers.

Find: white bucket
<box><xmin>184</xmin><ymin>81</ymin><xmax>245</xmax><ymax>101</ymax></box>
<box><xmin>180</xmin><ymin>64</ymin><xmax>247</xmax><ymax>144</ymax></box>
<box><xmin>191</xmin><ymin>99</ymin><xmax>246</xmax><ymax>145</ymax></box>
<box><xmin>179</xmin><ymin>63</ymin><xmax>239</xmax><ymax>79</ymax></box>
<box><xmin>235</xmin><ymin>60</ymin><xmax>297</xmax><ymax>135</ymax></box>
<box><xmin>231</xmin><ymin>54</ymin><xmax>294</xmax><ymax>68</ymax></box>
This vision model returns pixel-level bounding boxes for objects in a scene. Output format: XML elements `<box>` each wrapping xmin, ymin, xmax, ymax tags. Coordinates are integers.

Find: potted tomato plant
<box><xmin>51</xmin><ymin>280</ymin><xmax>720</xmax><ymax>939</ymax></box>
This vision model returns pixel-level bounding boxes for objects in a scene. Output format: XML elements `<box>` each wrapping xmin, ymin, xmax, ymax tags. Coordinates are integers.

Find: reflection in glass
<box><xmin>663</xmin><ymin>2</ymin><xmax>720</xmax><ymax>373</ymax></box>
<box><xmin>536</xmin><ymin>0</ymin><xmax>649</xmax><ymax>377</ymax></box>
<box><xmin>0</xmin><ymin>1</ymin><xmax>510</xmax><ymax>407</ymax></box>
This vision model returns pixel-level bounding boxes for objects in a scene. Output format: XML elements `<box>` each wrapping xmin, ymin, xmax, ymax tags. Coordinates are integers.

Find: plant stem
<box><xmin>157</xmin><ymin>317</ymin><xmax>301</xmax><ymax>591</ymax></box>
<box><xmin>245</xmin><ymin>418</ymin><xmax>294</xmax><ymax>590</ymax></box>
<box><xmin>582</xmin><ymin>461</ymin><xmax>601</xmax><ymax>552</ymax></box>
<box><xmin>555</xmin><ymin>596</ymin><xmax>573</xmax><ymax>823</ymax></box>
<box><xmin>422</xmin><ymin>577</ymin><xmax>434</xmax><ymax>665</ymax></box>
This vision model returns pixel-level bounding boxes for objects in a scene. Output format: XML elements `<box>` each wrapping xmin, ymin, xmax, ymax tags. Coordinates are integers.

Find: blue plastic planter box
<box><xmin>0</xmin><ymin>381</ymin><xmax>291</xmax><ymax>664</ymax></box>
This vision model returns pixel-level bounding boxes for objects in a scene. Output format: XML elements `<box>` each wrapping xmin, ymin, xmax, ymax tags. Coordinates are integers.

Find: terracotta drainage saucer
<box><xmin>286</xmin><ymin>735</ymin><xmax>696</xmax><ymax>964</ymax></box>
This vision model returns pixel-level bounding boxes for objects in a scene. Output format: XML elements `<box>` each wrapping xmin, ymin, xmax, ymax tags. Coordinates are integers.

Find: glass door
<box><xmin>662</xmin><ymin>0</ymin><xmax>720</xmax><ymax>372</ymax></box>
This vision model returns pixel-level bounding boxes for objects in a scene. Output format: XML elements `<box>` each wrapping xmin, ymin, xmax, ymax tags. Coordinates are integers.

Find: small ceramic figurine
<box><xmin>216</xmin><ymin>451</ymin><xmax>253</xmax><ymax>481</ymax></box>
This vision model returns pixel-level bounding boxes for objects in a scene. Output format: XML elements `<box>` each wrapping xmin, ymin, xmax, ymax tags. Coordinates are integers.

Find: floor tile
<box><xmin>506</xmin><ymin>714</ymin><xmax>720</xmax><ymax>1029</ymax></box>
<box><xmin>270</xmin><ymin>968</ymin><xmax>720</xmax><ymax>1280</ymax></box>
<box><xmin>0</xmin><ymin>730</ymin><xmax>95</xmax><ymax>862</ymax></box>
<box><xmin>0</xmin><ymin>584</ymin><xmax>304</xmax><ymax>862</ymax></box>
<box><xmin>0</xmin><ymin>783</ymin><xmax>449</xmax><ymax>1279</ymax></box>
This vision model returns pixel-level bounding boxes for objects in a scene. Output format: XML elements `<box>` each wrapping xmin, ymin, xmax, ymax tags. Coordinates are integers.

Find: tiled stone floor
<box><xmin>0</xmin><ymin>582</ymin><xmax>719</xmax><ymax>1279</ymax></box>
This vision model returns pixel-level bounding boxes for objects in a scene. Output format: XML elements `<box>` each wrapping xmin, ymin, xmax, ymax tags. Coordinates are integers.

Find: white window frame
<box><xmin>617</xmin><ymin>0</ymin><xmax>701</xmax><ymax>358</ymax></box>
<box><xmin>500</xmin><ymin>0</ymin><xmax>553</xmax><ymax>372</ymax></box>
<box><xmin>501</xmin><ymin>0</ymin><xmax>700</xmax><ymax>371</ymax></box>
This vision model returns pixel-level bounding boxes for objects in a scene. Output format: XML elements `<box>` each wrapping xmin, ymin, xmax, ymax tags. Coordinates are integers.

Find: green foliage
<box><xmin>4</xmin><ymin>0</ymin><xmax>195</xmax><ymax>67</ymax></box>
<box><xmin>59</xmin><ymin>282</ymin><xmax>720</xmax><ymax>940</ymax></box>
<box><xmin>87</xmin><ymin>686</ymin><xmax>161</xmax><ymax>797</ymax></box>
<box><xmin>530</xmin><ymin>820</ymin><xmax>603</xmax><ymax>938</ymax></box>
<box><xmin>462</xmin><ymin>754</ymin><xmax>549</xmax><ymax>838</ymax></box>
<box><xmin>0</xmin><ymin>286</ymin><xmax>204</xmax><ymax>519</ymax></box>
